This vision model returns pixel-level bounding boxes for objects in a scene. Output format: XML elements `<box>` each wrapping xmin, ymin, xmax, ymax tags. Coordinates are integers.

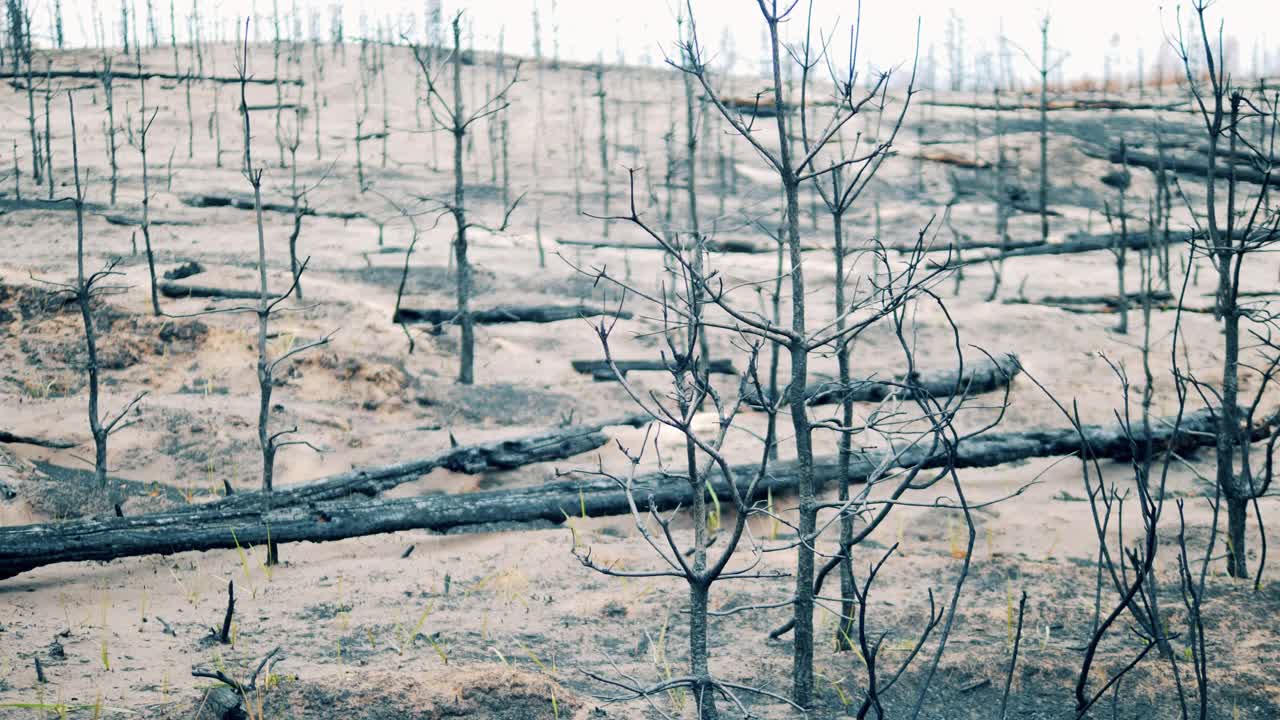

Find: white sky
<box><xmin>35</xmin><ymin>0</ymin><xmax>1280</xmax><ymax>86</ymax></box>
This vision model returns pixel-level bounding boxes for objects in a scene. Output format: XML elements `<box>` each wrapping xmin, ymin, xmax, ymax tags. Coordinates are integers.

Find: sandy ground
<box><xmin>1</xmin><ymin>38</ymin><xmax>1279</xmax><ymax>719</ymax></box>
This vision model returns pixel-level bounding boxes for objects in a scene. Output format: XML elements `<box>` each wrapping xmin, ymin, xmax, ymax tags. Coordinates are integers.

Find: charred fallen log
<box><xmin>921</xmin><ymin>98</ymin><xmax>1188</xmax><ymax>112</ymax></box>
<box><xmin>207</xmin><ymin>414</ymin><xmax>652</xmax><ymax>511</ymax></box>
<box><xmin>0</xmin><ymin>431</ymin><xmax>76</xmax><ymax>449</ymax></box>
<box><xmin>555</xmin><ymin>237</ymin><xmax>766</xmax><ymax>253</ymax></box>
<box><xmin>1081</xmin><ymin>144</ymin><xmax>1273</xmax><ymax>186</ymax></box>
<box><xmin>744</xmin><ymin>353</ymin><xmax>1019</xmax><ymax>408</ymax></box>
<box><xmin>180</xmin><ymin>194</ymin><xmax>365</xmax><ymax>220</ymax></box>
<box><xmin>0</xmin><ymin>68</ymin><xmax>300</xmax><ymax>86</ymax></box>
<box><xmin>394</xmin><ymin>305</ymin><xmax>632</xmax><ymax>325</ymax></box>
<box><xmin>1005</xmin><ymin>291</ymin><xmax>1175</xmax><ymax>310</ymax></box>
<box><xmin>951</xmin><ymin>230</ymin><xmax>1194</xmax><ymax>268</ymax></box>
<box><xmin>158</xmin><ymin>282</ymin><xmax>280</xmax><ymax>300</ymax></box>
<box><xmin>571</xmin><ymin>358</ymin><xmax>737</xmax><ymax>381</ymax></box>
<box><xmin>0</xmin><ymin>409</ymin><xmax>1235</xmax><ymax>580</ymax></box>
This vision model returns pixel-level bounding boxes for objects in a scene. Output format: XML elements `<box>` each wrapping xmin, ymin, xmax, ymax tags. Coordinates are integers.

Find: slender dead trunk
<box><xmin>497</xmin><ymin>35</ymin><xmax>510</xmax><ymax>212</ymax></box>
<box><xmin>379</xmin><ymin>37</ymin><xmax>389</xmax><ymax>169</ymax></box>
<box><xmin>988</xmin><ymin>87</ymin><xmax>1007</xmax><ymax>301</ymax></box>
<box><xmin>354</xmin><ymin>80</ymin><xmax>366</xmax><ymax>191</ymax></box>
<box><xmin>69</xmin><ymin>95</ymin><xmax>108</xmax><ymax>489</ymax></box>
<box><xmin>138</xmin><ymin>62</ymin><xmax>160</xmax><ymax>316</ymax></box>
<box><xmin>238</xmin><ymin>28</ymin><xmax>280</xmax><ymax>566</ymax></box>
<box><xmin>312</xmin><ymin>41</ymin><xmax>323</xmax><ymax>160</ymax></box>
<box><xmin>765</xmin><ymin>227</ymin><xmax>783</xmax><ymax>463</ymax></box>
<box><xmin>763</xmin><ymin>12</ymin><xmax>816</xmax><ymax>704</ymax></box>
<box><xmin>831</xmin><ymin>177</ymin><xmax>854</xmax><ymax>653</ymax></box>
<box><xmin>272</xmin><ymin>0</ymin><xmax>283</xmax><ymax>168</ymax></box>
<box><xmin>101</xmin><ymin>58</ymin><xmax>118</xmax><ymax>206</ymax></box>
<box><xmin>42</xmin><ymin>59</ymin><xmax>52</xmax><ymax>199</ymax></box>
<box><xmin>1213</xmin><ymin>94</ymin><xmax>1247</xmax><ymax>579</ymax></box>
<box><xmin>595</xmin><ymin>63</ymin><xmax>610</xmax><ymax>240</ymax></box>
<box><xmin>287</xmin><ymin>132</ymin><xmax>304</xmax><ymax>300</ymax></box>
<box><xmin>1038</xmin><ymin>16</ymin><xmax>1050</xmax><ymax>243</ymax></box>
<box><xmin>680</xmin><ymin>39</ymin><xmax>710</xmax><ymax>377</ymax></box>
<box><xmin>11</xmin><ymin>140</ymin><xmax>20</xmax><ymax>200</ymax></box>
<box><xmin>534</xmin><ymin>210</ymin><xmax>545</xmax><ymax>268</ymax></box>
<box><xmin>450</xmin><ymin>19</ymin><xmax>474</xmax><ymax>385</ymax></box>
<box><xmin>23</xmin><ymin>22</ymin><xmax>39</xmax><ymax>186</ymax></box>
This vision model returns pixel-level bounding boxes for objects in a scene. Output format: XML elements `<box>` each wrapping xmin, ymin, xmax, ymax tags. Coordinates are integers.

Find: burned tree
<box><xmin>570</xmin><ymin>2</ymin><xmax>989</xmax><ymax>708</ymax></box>
<box><xmin>410</xmin><ymin>12</ymin><xmax>521</xmax><ymax>385</ymax></box>
<box><xmin>126</xmin><ymin>50</ymin><xmax>161</xmax><ymax>316</ymax></box>
<box><xmin>60</xmin><ymin>93</ymin><xmax>146</xmax><ymax>491</ymax></box>
<box><xmin>236</xmin><ymin>21</ymin><xmax>332</xmax><ymax>564</ymax></box>
<box><xmin>100</xmin><ymin>57</ymin><xmax>119</xmax><ymax>206</ymax></box>
<box><xmin>1174</xmin><ymin>2</ymin><xmax>1280</xmax><ymax>579</ymax></box>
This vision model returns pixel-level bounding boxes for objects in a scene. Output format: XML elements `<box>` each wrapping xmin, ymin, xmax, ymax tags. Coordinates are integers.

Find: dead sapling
<box><xmin>37</xmin><ymin>93</ymin><xmax>149</xmax><ymax>493</ymax></box>
<box><xmin>237</xmin><ymin>21</ymin><xmax>335</xmax><ymax>565</ymax></box>
<box><xmin>126</xmin><ymin>50</ymin><xmax>162</xmax><ymax>316</ymax></box>
<box><xmin>666</xmin><ymin>1</ymin><xmax>950</xmax><ymax>704</ymax></box>
<box><xmin>1172</xmin><ymin>1</ymin><xmax>1280</xmax><ymax>579</ymax></box>
<box><xmin>409</xmin><ymin>11</ymin><xmax>523</xmax><ymax>385</ymax></box>
<box><xmin>1101</xmin><ymin>138</ymin><xmax>1133</xmax><ymax>334</ymax></box>
<box><xmin>803</xmin><ymin>4</ymin><xmax>920</xmax><ymax>647</ymax></box>
<box><xmin>568</xmin><ymin>249</ymin><xmax>788</xmax><ymax>720</ymax></box>
<box><xmin>100</xmin><ymin>56</ymin><xmax>118</xmax><ymax>206</ymax></box>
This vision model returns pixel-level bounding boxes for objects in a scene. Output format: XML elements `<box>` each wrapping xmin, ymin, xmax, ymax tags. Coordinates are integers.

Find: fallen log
<box><xmin>957</xmin><ymin>227</ymin><xmax>1280</xmax><ymax>269</ymax></box>
<box><xmin>163</xmin><ymin>262</ymin><xmax>205</xmax><ymax>281</ymax></box>
<box><xmin>0</xmin><ymin>68</ymin><xmax>300</xmax><ymax>86</ymax></box>
<box><xmin>100</xmin><ymin>212</ymin><xmax>192</xmax><ymax>227</ymax></box>
<box><xmin>911</xmin><ymin>150</ymin><xmax>990</xmax><ymax>170</ymax></box>
<box><xmin>1005</xmin><ymin>291</ymin><xmax>1175</xmax><ymax>310</ymax></box>
<box><xmin>745</xmin><ymin>353</ymin><xmax>1020</xmax><ymax>408</ymax></box>
<box><xmin>1026</xmin><ymin>300</ymin><xmax>1216</xmax><ymax>316</ymax></box>
<box><xmin>1008</xmin><ymin>202</ymin><xmax>1065</xmax><ymax>217</ymax></box>
<box><xmin>921</xmin><ymin>98</ymin><xmax>1188</xmax><ymax>112</ymax></box>
<box><xmin>394</xmin><ymin>305</ymin><xmax>633</xmax><ymax>325</ymax></box>
<box><xmin>158</xmin><ymin>282</ymin><xmax>280</xmax><ymax>300</ymax></box>
<box><xmin>714</xmin><ymin>95</ymin><xmax>788</xmax><ymax>118</ymax></box>
<box><xmin>246</xmin><ymin>103</ymin><xmax>305</xmax><ymax>112</ymax></box>
<box><xmin>1169</xmin><ymin>141</ymin><xmax>1280</xmax><ymax>167</ymax></box>
<box><xmin>555</xmin><ymin>237</ymin><xmax>766</xmax><ymax>254</ymax></box>
<box><xmin>889</xmin><ymin>237</ymin><xmax>1047</xmax><ymax>254</ymax></box>
<box><xmin>208</xmin><ymin>413</ymin><xmax>652</xmax><ymax>511</ymax></box>
<box><xmin>0</xmin><ymin>408</ymin><xmax>1236</xmax><ymax>581</ymax></box>
<box><xmin>180</xmin><ymin>194</ymin><xmax>366</xmax><ymax>221</ymax></box>
<box><xmin>572</xmin><ymin>358</ymin><xmax>738</xmax><ymax>381</ymax></box>
<box><xmin>951</xmin><ymin>230</ymin><xmax>1194</xmax><ymax>268</ymax></box>
<box><xmin>0</xmin><ymin>430</ymin><xmax>76</xmax><ymax>449</ymax></box>
<box><xmin>1080</xmin><ymin>144</ymin><xmax>1273</xmax><ymax>186</ymax></box>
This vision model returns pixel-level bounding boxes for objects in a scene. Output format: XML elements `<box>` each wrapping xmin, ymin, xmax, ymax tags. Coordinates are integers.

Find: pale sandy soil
<box><xmin>1</xmin><ymin>41</ymin><xmax>1278</xmax><ymax>719</ymax></box>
